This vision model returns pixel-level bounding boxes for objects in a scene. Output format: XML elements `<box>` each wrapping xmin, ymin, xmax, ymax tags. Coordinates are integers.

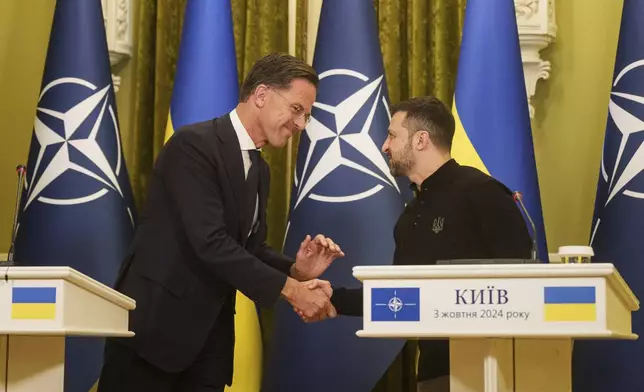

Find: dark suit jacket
<box><xmin>110</xmin><ymin>115</ymin><xmax>293</xmax><ymax>381</ymax></box>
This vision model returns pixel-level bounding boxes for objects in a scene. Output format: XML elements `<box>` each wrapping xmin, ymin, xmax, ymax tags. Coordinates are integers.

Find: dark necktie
<box><xmin>245</xmin><ymin>150</ymin><xmax>260</xmax><ymax>234</ymax></box>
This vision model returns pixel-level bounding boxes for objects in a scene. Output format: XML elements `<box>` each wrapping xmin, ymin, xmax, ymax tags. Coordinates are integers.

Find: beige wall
<box><xmin>0</xmin><ymin>0</ymin><xmax>138</xmax><ymax>253</ymax></box>
<box><xmin>532</xmin><ymin>0</ymin><xmax>624</xmax><ymax>252</ymax></box>
<box><xmin>0</xmin><ymin>0</ymin><xmax>55</xmax><ymax>252</ymax></box>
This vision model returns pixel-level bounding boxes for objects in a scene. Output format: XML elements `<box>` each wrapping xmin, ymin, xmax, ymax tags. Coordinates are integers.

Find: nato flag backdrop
<box><xmin>572</xmin><ymin>1</ymin><xmax>644</xmax><ymax>390</ymax></box>
<box><xmin>262</xmin><ymin>1</ymin><xmax>412</xmax><ymax>391</ymax></box>
<box><xmin>13</xmin><ymin>0</ymin><xmax>136</xmax><ymax>390</ymax></box>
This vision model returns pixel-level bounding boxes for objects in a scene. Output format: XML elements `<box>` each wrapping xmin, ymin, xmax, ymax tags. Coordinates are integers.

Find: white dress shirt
<box><xmin>230</xmin><ymin>109</ymin><xmax>259</xmax><ymax>236</ymax></box>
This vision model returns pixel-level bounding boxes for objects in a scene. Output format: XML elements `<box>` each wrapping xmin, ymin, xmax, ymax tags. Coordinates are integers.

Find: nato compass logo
<box><xmin>292</xmin><ymin>69</ymin><xmax>400</xmax><ymax>209</ymax></box>
<box><xmin>592</xmin><ymin>60</ymin><xmax>644</xmax><ymax>242</ymax></box>
<box><xmin>371</xmin><ymin>287</ymin><xmax>420</xmax><ymax>322</ymax></box>
<box><xmin>23</xmin><ymin>77</ymin><xmax>134</xmax><ymax>226</ymax></box>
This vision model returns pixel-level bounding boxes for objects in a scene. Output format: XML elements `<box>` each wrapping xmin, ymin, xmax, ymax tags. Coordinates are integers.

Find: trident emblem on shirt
<box><xmin>432</xmin><ymin>217</ymin><xmax>444</xmax><ymax>234</ymax></box>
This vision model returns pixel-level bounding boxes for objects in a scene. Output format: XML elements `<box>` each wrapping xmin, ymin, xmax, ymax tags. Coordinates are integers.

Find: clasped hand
<box><xmin>284</xmin><ymin>278</ymin><xmax>335</xmax><ymax>323</ymax></box>
<box><xmin>283</xmin><ymin>234</ymin><xmax>344</xmax><ymax>323</ymax></box>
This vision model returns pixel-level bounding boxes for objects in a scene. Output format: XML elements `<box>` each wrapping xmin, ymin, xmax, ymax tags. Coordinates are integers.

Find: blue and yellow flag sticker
<box><xmin>543</xmin><ymin>286</ymin><xmax>596</xmax><ymax>322</ymax></box>
<box><xmin>11</xmin><ymin>287</ymin><xmax>57</xmax><ymax>319</ymax></box>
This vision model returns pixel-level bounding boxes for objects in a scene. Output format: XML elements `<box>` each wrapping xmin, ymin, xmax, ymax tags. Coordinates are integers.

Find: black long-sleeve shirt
<box><xmin>331</xmin><ymin>158</ymin><xmax>533</xmax><ymax>381</ymax></box>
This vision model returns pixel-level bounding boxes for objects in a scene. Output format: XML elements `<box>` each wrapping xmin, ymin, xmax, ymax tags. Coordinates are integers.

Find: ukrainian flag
<box><xmin>164</xmin><ymin>0</ymin><xmax>239</xmax><ymax>140</ymax></box>
<box><xmin>451</xmin><ymin>0</ymin><xmax>548</xmax><ymax>260</ymax></box>
<box><xmin>543</xmin><ymin>286</ymin><xmax>596</xmax><ymax>322</ymax></box>
<box><xmin>11</xmin><ymin>287</ymin><xmax>57</xmax><ymax>319</ymax></box>
<box><xmin>166</xmin><ymin>2</ymin><xmax>262</xmax><ymax>391</ymax></box>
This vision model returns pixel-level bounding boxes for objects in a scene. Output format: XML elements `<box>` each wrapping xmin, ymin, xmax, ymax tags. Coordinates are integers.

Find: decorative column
<box><xmin>101</xmin><ymin>0</ymin><xmax>132</xmax><ymax>93</ymax></box>
<box><xmin>515</xmin><ymin>0</ymin><xmax>557</xmax><ymax>118</ymax></box>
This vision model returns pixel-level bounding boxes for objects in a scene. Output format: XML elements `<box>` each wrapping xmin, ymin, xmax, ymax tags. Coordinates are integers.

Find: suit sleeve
<box><xmin>331</xmin><ymin>287</ymin><xmax>363</xmax><ymax>316</ymax></box>
<box><xmin>467</xmin><ymin>180</ymin><xmax>533</xmax><ymax>258</ymax></box>
<box><xmin>255</xmin><ymin>244</ymin><xmax>294</xmax><ymax>276</ymax></box>
<box><xmin>159</xmin><ymin>131</ymin><xmax>287</xmax><ymax>309</ymax></box>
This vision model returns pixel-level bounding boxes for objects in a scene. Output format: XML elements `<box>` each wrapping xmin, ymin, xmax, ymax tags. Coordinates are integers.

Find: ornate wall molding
<box><xmin>516</xmin><ymin>0</ymin><xmax>557</xmax><ymax>118</ymax></box>
<box><xmin>101</xmin><ymin>0</ymin><xmax>132</xmax><ymax>92</ymax></box>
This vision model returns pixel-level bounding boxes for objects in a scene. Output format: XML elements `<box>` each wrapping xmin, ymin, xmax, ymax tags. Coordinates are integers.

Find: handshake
<box><xmin>279</xmin><ymin>233</ymin><xmax>344</xmax><ymax>323</ymax></box>
<box><xmin>281</xmin><ymin>277</ymin><xmax>336</xmax><ymax>323</ymax></box>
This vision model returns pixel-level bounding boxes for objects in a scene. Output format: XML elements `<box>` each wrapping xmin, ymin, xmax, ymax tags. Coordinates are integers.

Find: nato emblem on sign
<box><xmin>371</xmin><ymin>287</ymin><xmax>420</xmax><ymax>322</ymax></box>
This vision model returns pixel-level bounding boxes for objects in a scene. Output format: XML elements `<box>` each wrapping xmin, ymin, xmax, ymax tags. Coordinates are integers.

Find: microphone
<box><xmin>3</xmin><ymin>165</ymin><xmax>26</xmax><ymax>266</ymax></box>
<box><xmin>513</xmin><ymin>191</ymin><xmax>538</xmax><ymax>261</ymax></box>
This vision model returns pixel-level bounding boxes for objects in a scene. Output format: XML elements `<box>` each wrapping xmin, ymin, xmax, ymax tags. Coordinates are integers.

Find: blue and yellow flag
<box><xmin>164</xmin><ymin>0</ymin><xmax>239</xmax><ymax>139</ymax></box>
<box><xmin>451</xmin><ymin>0</ymin><xmax>548</xmax><ymax>260</ymax></box>
<box><xmin>165</xmin><ymin>2</ymin><xmax>261</xmax><ymax>391</ymax></box>
<box><xmin>543</xmin><ymin>286</ymin><xmax>596</xmax><ymax>322</ymax></box>
<box><xmin>11</xmin><ymin>287</ymin><xmax>57</xmax><ymax>320</ymax></box>
<box><xmin>13</xmin><ymin>1</ymin><xmax>136</xmax><ymax>390</ymax></box>
<box><xmin>572</xmin><ymin>1</ymin><xmax>644</xmax><ymax>390</ymax></box>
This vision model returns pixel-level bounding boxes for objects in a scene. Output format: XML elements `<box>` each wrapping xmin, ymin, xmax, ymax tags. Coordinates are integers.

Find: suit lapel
<box><xmin>215</xmin><ymin>116</ymin><xmax>248</xmax><ymax>241</ymax></box>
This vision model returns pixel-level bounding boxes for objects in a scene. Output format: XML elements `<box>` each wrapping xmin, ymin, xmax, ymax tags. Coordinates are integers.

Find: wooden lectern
<box><xmin>354</xmin><ymin>263</ymin><xmax>639</xmax><ymax>392</ymax></box>
<box><xmin>0</xmin><ymin>266</ymin><xmax>135</xmax><ymax>392</ymax></box>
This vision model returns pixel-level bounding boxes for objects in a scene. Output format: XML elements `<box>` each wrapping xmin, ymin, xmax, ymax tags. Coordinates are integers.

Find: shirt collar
<box><xmin>230</xmin><ymin>109</ymin><xmax>258</xmax><ymax>151</ymax></box>
<box><xmin>410</xmin><ymin>158</ymin><xmax>459</xmax><ymax>194</ymax></box>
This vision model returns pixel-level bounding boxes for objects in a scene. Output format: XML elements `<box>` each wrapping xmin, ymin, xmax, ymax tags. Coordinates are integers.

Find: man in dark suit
<box><xmin>97</xmin><ymin>53</ymin><xmax>344</xmax><ymax>392</ymax></box>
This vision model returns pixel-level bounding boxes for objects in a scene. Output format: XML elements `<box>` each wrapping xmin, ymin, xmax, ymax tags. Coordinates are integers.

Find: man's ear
<box><xmin>415</xmin><ymin>130</ymin><xmax>431</xmax><ymax>150</ymax></box>
<box><xmin>254</xmin><ymin>84</ymin><xmax>269</xmax><ymax>108</ymax></box>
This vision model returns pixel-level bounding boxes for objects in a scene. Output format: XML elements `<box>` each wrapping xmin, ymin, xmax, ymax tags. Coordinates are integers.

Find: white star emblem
<box><xmin>24</xmin><ymin>77</ymin><xmax>132</xmax><ymax>225</ymax></box>
<box><xmin>600</xmin><ymin>60</ymin><xmax>644</xmax><ymax>204</ymax></box>
<box><xmin>293</xmin><ymin>69</ymin><xmax>399</xmax><ymax>209</ymax></box>
<box><xmin>592</xmin><ymin>60</ymin><xmax>644</xmax><ymax>243</ymax></box>
<box><xmin>374</xmin><ymin>290</ymin><xmax>417</xmax><ymax>320</ymax></box>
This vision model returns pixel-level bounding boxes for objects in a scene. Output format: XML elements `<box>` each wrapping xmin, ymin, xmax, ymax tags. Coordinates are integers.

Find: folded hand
<box><xmin>293</xmin><ymin>234</ymin><xmax>345</xmax><ymax>281</ymax></box>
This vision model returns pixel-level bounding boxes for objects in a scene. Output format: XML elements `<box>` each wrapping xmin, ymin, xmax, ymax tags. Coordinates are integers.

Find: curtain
<box><xmin>376</xmin><ymin>0</ymin><xmax>466</xmax><ymax>107</ymax></box>
<box><xmin>126</xmin><ymin>0</ymin><xmax>464</xmax><ymax>391</ymax></box>
<box><xmin>128</xmin><ymin>0</ymin><xmax>185</xmax><ymax>209</ymax></box>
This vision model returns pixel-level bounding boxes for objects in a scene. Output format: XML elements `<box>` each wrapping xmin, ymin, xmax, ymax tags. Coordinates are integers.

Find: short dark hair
<box><xmin>390</xmin><ymin>96</ymin><xmax>455</xmax><ymax>151</ymax></box>
<box><xmin>239</xmin><ymin>52</ymin><xmax>319</xmax><ymax>101</ymax></box>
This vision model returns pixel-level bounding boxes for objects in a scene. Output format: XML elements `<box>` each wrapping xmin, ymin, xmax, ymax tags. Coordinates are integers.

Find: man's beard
<box><xmin>389</xmin><ymin>142</ymin><xmax>413</xmax><ymax>177</ymax></box>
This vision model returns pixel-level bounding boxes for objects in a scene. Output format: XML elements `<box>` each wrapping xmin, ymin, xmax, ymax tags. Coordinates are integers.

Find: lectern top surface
<box><xmin>353</xmin><ymin>263</ymin><xmax>639</xmax><ymax>310</ymax></box>
<box><xmin>0</xmin><ymin>266</ymin><xmax>135</xmax><ymax>310</ymax></box>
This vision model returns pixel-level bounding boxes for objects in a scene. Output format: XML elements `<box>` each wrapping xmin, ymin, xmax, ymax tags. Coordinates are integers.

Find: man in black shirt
<box><xmin>304</xmin><ymin>96</ymin><xmax>532</xmax><ymax>392</ymax></box>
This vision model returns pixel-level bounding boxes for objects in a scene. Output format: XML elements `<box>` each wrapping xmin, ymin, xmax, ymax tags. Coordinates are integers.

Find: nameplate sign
<box><xmin>360</xmin><ymin>277</ymin><xmax>607</xmax><ymax>337</ymax></box>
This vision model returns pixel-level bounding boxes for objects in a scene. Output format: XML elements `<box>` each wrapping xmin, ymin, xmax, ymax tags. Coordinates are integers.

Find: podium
<box><xmin>353</xmin><ymin>263</ymin><xmax>639</xmax><ymax>392</ymax></box>
<box><xmin>0</xmin><ymin>266</ymin><xmax>135</xmax><ymax>392</ymax></box>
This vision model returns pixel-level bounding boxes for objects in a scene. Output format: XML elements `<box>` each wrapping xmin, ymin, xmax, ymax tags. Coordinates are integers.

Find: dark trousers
<box><xmin>97</xmin><ymin>309</ymin><xmax>233</xmax><ymax>392</ymax></box>
<box><xmin>96</xmin><ymin>341</ymin><xmax>226</xmax><ymax>392</ymax></box>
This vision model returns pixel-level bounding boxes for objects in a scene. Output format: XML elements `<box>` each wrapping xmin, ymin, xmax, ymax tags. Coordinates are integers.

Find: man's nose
<box><xmin>294</xmin><ymin>114</ymin><xmax>309</xmax><ymax>130</ymax></box>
